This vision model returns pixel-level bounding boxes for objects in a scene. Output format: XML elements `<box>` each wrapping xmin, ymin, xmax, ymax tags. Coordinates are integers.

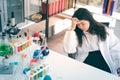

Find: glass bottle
<box><xmin>0</xmin><ymin>32</ymin><xmax>12</xmax><ymax>68</ymax></box>
<box><xmin>0</xmin><ymin>32</ymin><xmax>12</xmax><ymax>57</ymax></box>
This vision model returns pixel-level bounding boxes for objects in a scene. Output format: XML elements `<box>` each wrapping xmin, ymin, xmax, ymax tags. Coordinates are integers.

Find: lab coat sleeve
<box><xmin>108</xmin><ymin>28</ymin><xmax>120</xmax><ymax>69</ymax></box>
<box><xmin>63</xmin><ymin>30</ymin><xmax>79</xmax><ymax>54</ymax></box>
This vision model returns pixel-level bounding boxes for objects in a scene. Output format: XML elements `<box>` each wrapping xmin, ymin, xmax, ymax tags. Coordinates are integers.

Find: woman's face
<box><xmin>77</xmin><ymin>20</ymin><xmax>90</xmax><ymax>32</ymax></box>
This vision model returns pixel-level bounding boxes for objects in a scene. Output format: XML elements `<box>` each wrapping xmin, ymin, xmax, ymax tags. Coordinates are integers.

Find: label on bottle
<box><xmin>11</xmin><ymin>18</ymin><xmax>15</xmax><ymax>27</ymax></box>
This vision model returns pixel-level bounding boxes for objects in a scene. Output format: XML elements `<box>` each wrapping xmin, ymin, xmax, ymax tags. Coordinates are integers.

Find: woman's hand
<box><xmin>70</xmin><ymin>17</ymin><xmax>79</xmax><ymax>31</ymax></box>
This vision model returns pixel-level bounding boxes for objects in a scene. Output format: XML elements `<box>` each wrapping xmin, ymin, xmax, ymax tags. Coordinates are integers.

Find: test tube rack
<box><xmin>11</xmin><ymin>36</ymin><xmax>33</xmax><ymax>53</ymax></box>
<box><xmin>26</xmin><ymin>63</ymin><xmax>49</xmax><ymax>80</ymax></box>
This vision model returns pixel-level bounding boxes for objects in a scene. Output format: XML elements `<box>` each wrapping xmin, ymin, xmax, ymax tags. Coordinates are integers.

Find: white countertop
<box><xmin>45</xmin><ymin>50</ymin><xmax>120</xmax><ymax>80</ymax></box>
<box><xmin>0</xmin><ymin>44</ymin><xmax>120</xmax><ymax>80</ymax></box>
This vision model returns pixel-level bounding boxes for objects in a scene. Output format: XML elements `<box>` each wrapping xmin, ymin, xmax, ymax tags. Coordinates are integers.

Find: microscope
<box><xmin>6</xmin><ymin>12</ymin><xmax>20</xmax><ymax>39</ymax></box>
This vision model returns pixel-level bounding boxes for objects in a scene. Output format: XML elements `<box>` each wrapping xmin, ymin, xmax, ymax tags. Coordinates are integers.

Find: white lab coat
<box><xmin>63</xmin><ymin>27</ymin><xmax>120</xmax><ymax>76</ymax></box>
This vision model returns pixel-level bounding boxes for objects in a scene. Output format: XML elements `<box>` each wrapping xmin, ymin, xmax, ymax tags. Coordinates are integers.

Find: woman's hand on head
<box><xmin>70</xmin><ymin>17</ymin><xmax>79</xmax><ymax>30</ymax></box>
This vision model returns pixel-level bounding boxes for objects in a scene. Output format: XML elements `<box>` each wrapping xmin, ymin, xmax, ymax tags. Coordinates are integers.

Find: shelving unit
<box><xmin>25</xmin><ymin>0</ymin><xmax>76</xmax><ymax>39</ymax></box>
<box><xmin>24</xmin><ymin>0</ymin><xmax>49</xmax><ymax>39</ymax></box>
<box><xmin>43</xmin><ymin>0</ymin><xmax>76</xmax><ymax>39</ymax></box>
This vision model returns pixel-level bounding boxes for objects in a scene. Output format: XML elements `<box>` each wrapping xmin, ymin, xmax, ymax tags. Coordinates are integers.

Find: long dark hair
<box><xmin>72</xmin><ymin>8</ymin><xmax>107</xmax><ymax>46</ymax></box>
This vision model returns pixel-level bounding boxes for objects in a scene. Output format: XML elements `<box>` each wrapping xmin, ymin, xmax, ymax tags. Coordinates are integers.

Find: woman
<box><xmin>63</xmin><ymin>8</ymin><xmax>120</xmax><ymax>76</ymax></box>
